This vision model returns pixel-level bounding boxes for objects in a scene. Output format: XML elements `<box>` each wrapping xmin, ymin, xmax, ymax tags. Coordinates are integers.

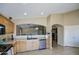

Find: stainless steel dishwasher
<box><xmin>39</xmin><ymin>39</ymin><xmax>46</xmax><ymax>49</ymax></box>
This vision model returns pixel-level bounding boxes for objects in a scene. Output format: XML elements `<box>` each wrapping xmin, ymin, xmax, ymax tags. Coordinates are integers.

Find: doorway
<box><xmin>52</xmin><ymin>26</ymin><xmax>58</xmax><ymax>47</ymax></box>
<box><xmin>52</xmin><ymin>24</ymin><xmax>64</xmax><ymax>48</ymax></box>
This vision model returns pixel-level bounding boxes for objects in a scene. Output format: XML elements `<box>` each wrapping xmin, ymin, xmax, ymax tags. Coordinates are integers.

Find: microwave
<box><xmin>0</xmin><ymin>24</ymin><xmax>5</xmax><ymax>35</ymax></box>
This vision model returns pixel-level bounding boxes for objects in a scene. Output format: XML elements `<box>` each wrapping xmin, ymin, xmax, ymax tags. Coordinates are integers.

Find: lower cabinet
<box><xmin>16</xmin><ymin>40</ymin><xmax>27</xmax><ymax>53</ymax></box>
<box><xmin>26</xmin><ymin>39</ymin><xmax>39</xmax><ymax>51</ymax></box>
<box><xmin>19</xmin><ymin>40</ymin><xmax>27</xmax><ymax>52</ymax></box>
<box><xmin>15</xmin><ymin>39</ymin><xmax>39</xmax><ymax>53</ymax></box>
<box><xmin>13</xmin><ymin>43</ymin><xmax>17</xmax><ymax>54</ymax></box>
<box><xmin>16</xmin><ymin>40</ymin><xmax>20</xmax><ymax>53</ymax></box>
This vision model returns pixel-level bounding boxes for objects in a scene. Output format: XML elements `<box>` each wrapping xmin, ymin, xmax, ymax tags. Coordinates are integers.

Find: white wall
<box><xmin>50</xmin><ymin>14</ymin><xmax>64</xmax><ymax>47</ymax></box>
<box><xmin>58</xmin><ymin>26</ymin><xmax>64</xmax><ymax>46</ymax></box>
<box><xmin>13</xmin><ymin>16</ymin><xmax>47</xmax><ymax>26</ymax></box>
<box><xmin>50</xmin><ymin>14</ymin><xmax>64</xmax><ymax>26</ymax></box>
<box><xmin>64</xmin><ymin>10</ymin><xmax>79</xmax><ymax>47</ymax></box>
<box><xmin>50</xmin><ymin>10</ymin><xmax>79</xmax><ymax>47</ymax></box>
<box><xmin>64</xmin><ymin>10</ymin><xmax>79</xmax><ymax>26</ymax></box>
<box><xmin>64</xmin><ymin>25</ymin><xmax>79</xmax><ymax>47</ymax></box>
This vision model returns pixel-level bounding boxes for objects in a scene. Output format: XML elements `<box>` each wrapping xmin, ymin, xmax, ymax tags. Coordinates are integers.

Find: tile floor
<box><xmin>16</xmin><ymin>46</ymin><xmax>79</xmax><ymax>55</ymax></box>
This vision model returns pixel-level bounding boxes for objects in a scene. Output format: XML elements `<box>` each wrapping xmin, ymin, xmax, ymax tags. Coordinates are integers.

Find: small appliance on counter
<box><xmin>11</xmin><ymin>35</ymin><xmax>14</xmax><ymax>40</ymax></box>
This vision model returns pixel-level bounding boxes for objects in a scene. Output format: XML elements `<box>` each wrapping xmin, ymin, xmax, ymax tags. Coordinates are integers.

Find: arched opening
<box><xmin>16</xmin><ymin>24</ymin><xmax>46</xmax><ymax>35</ymax></box>
<box><xmin>52</xmin><ymin>24</ymin><xmax>64</xmax><ymax>47</ymax></box>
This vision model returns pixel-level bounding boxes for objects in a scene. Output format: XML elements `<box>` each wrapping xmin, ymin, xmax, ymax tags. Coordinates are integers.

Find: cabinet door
<box><xmin>8</xmin><ymin>22</ymin><xmax>14</xmax><ymax>33</ymax></box>
<box><xmin>16</xmin><ymin>40</ymin><xmax>27</xmax><ymax>53</ymax></box>
<box><xmin>26</xmin><ymin>39</ymin><xmax>39</xmax><ymax>51</ymax></box>
<box><xmin>10</xmin><ymin>23</ymin><xmax>14</xmax><ymax>33</ymax></box>
<box><xmin>26</xmin><ymin>40</ymin><xmax>33</xmax><ymax>51</ymax></box>
<box><xmin>19</xmin><ymin>40</ymin><xmax>27</xmax><ymax>52</ymax></box>
<box><xmin>2</xmin><ymin>19</ymin><xmax>9</xmax><ymax>33</ymax></box>
<box><xmin>0</xmin><ymin>17</ymin><xmax>4</xmax><ymax>24</ymax></box>
<box><xmin>13</xmin><ymin>43</ymin><xmax>17</xmax><ymax>54</ymax></box>
<box><xmin>32</xmin><ymin>40</ymin><xmax>39</xmax><ymax>50</ymax></box>
<box><xmin>16</xmin><ymin>41</ymin><xmax>20</xmax><ymax>53</ymax></box>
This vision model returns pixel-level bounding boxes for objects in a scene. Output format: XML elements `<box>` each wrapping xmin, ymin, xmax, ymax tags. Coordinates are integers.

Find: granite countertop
<box><xmin>0</xmin><ymin>40</ymin><xmax>16</xmax><ymax>45</ymax></box>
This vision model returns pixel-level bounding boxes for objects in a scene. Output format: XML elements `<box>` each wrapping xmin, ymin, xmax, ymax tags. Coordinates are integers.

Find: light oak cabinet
<box><xmin>15</xmin><ymin>39</ymin><xmax>39</xmax><ymax>53</ymax></box>
<box><xmin>19</xmin><ymin>40</ymin><xmax>27</xmax><ymax>52</ymax></box>
<box><xmin>26</xmin><ymin>39</ymin><xmax>39</xmax><ymax>51</ymax></box>
<box><xmin>16</xmin><ymin>40</ymin><xmax>27</xmax><ymax>53</ymax></box>
<box><xmin>16</xmin><ymin>40</ymin><xmax>20</xmax><ymax>53</ymax></box>
<box><xmin>0</xmin><ymin>15</ymin><xmax>14</xmax><ymax>34</ymax></box>
<box><xmin>13</xmin><ymin>42</ymin><xmax>17</xmax><ymax>54</ymax></box>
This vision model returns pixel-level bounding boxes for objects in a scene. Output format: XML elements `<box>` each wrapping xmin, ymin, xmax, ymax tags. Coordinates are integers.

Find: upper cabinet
<box><xmin>0</xmin><ymin>15</ymin><xmax>14</xmax><ymax>34</ymax></box>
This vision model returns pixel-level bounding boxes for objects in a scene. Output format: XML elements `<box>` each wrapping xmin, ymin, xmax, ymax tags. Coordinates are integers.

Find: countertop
<box><xmin>0</xmin><ymin>40</ymin><xmax>16</xmax><ymax>45</ymax></box>
<box><xmin>15</xmin><ymin>35</ymin><xmax>46</xmax><ymax>39</ymax></box>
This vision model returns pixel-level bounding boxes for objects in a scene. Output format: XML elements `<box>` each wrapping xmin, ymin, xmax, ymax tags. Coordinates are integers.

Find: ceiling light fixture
<box><xmin>41</xmin><ymin>12</ymin><xmax>44</xmax><ymax>15</ymax></box>
<box><xmin>24</xmin><ymin>12</ymin><xmax>27</xmax><ymax>16</ymax></box>
<box><xmin>35</xmin><ymin>27</ymin><xmax>39</xmax><ymax>30</ymax></box>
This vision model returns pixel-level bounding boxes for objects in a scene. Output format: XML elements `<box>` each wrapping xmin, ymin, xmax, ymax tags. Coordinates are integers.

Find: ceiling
<box><xmin>0</xmin><ymin>3</ymin><xmax>79</xmax><ymax>19</ymax></box>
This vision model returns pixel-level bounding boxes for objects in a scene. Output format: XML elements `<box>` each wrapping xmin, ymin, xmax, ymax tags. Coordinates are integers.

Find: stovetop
<box><xmin>0</xmin><ymin>44</ymin><xmax>13</xmax><ymax>55</ymax></box>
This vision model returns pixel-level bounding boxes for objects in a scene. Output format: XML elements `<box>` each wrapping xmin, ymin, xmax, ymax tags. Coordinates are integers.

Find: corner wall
<box><xmin>48</xmin><ymin>14</ymin><xmax>64</xmax><ymax>48</ymax></box>
<box><xmin>50</xmin><ymin>10</ymin><xmax>79</xmax><ymax>47</ymax></box>
<box><xmin>64</xmin><ymin>10</ymin><xmax>79</xmax><ymax>47</ymax></box>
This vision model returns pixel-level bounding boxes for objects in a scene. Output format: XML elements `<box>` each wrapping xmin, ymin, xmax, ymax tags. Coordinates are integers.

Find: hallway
<box><xmin>16</xmin><ymin>46</ymin><xmax>79</xmax><ymax>55</ymax></box>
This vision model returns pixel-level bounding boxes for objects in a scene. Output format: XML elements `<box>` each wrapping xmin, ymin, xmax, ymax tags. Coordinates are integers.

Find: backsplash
<box><xmin>0</xmin><ymin>34</ymin><xmax>13</xmax><ymax>41</ymax></box>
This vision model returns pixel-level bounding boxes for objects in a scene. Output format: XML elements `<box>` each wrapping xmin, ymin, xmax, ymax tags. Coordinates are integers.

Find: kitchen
<box><xmin>0</xmin><ymin>14</ymin><xmax>47</xmax><ymax>55</ymax></box>
<box><xmin>0</xmin><ymin>3</ymin><xmax>79</xmax><ymax>55</ymax></box>
<box><xmin>0</xmin><ymin>14</ymin><xmax>15</xmax><ymax>55</ymax></box>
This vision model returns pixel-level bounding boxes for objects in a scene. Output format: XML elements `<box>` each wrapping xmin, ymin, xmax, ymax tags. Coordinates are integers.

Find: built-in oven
<box><xmin>0</xmin><ymin>24</ymin><xmax>5</xmax><ymax>35</ymax></box>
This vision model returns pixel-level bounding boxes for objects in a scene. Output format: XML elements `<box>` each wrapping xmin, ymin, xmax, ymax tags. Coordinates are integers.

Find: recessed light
<box><xmin>35</xmin><ymin>27</ymin><xmax>39</xmax><ymax>30</ymax></box>
<box><xmin>24</xmin><ymin>13</ymin><xmax>27</xmax><ymax>16</ymax></box>
<box><xmin>41</xmin><ymin>12</ymin><xmax>44</xmax><ymax>15</ymax></box>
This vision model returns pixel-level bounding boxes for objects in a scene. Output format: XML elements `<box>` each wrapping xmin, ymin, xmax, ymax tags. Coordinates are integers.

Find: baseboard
<box><xmin>64</xmin><ymin>45</ymin><xmax>79</xmax><ymax>48</ymax></box>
